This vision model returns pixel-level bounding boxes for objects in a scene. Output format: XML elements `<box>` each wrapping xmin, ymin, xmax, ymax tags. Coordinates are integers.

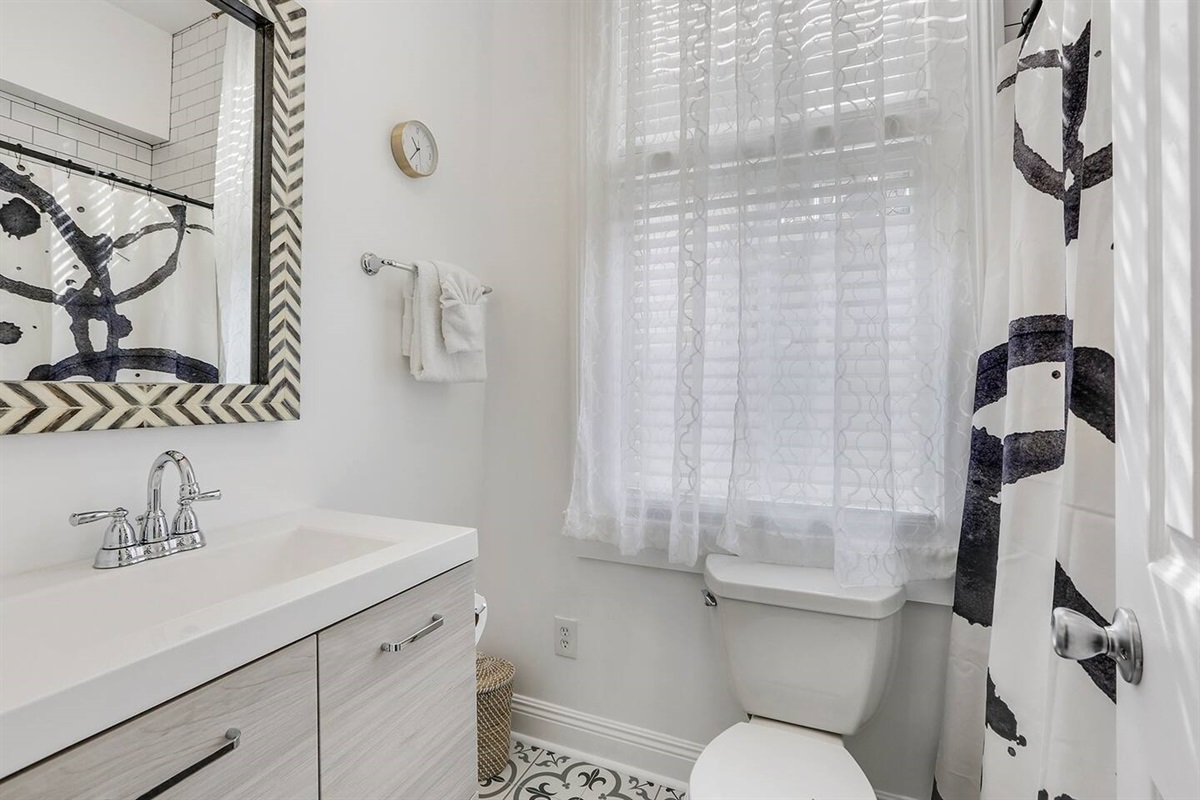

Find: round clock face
<box><xmin>396</xmin><ymin>120</ymin><xmax>437</xmax><ymax>177</ymax></box>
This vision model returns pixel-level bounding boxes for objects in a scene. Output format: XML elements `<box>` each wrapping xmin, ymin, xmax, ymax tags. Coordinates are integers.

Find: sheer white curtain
<box><xmin>565</xmin><ymin>0</ymin><xmax>979</xmax><ymax>586</ymax></box>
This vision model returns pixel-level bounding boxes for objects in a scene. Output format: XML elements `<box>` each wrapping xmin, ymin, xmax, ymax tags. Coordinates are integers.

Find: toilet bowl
<box><xmin>690</xmin><ymin>556</ymin><xmax>905</xmax><ymax>800</ymax></box>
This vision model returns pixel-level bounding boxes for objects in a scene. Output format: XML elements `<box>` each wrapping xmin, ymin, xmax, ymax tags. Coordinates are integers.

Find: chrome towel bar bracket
<box><xmin>361</xmin><ymin>252</ymin><xmax>493</xmax><ymax>295</ymax></box>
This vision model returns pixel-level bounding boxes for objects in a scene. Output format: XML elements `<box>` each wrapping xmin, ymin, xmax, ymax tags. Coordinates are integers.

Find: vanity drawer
<box><xmin>0</xmin><ymin>637</ymin><xmax>318</xmax><ymax>800</ymax></box>
<box><xmin>319</xmin><ymin>562</ymin><xmax>476</xmax><ymax>800</ymax></box>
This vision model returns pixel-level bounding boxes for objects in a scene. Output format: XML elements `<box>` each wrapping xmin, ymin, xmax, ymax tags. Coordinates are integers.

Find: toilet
<box><xmin>690</xmin><ymin>555</ymin><xmax>905</xmax><ymax>800</ymax></box>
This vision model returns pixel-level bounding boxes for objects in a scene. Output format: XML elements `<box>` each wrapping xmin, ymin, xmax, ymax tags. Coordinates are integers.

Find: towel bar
<box><xmin>361</xmin><ymin>252</ymin><xmax>493</xmax><ymax>295</ymax></box>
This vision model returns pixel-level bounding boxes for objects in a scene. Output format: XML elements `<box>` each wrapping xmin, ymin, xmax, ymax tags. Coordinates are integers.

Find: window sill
<box><xmin>572</xmin><ymin>539</ymin><xmax>955</xmax><ymax>607</ymax></box>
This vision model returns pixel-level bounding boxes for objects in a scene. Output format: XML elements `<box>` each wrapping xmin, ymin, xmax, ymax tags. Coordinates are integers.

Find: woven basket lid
<box><xmin>476</xmin><ymin>653</ymin><xmax>516</xmax><ymax>690</ymax></box>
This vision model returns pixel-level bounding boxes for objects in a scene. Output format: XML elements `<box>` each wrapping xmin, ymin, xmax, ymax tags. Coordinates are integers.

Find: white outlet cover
<box><xmin>555</xmin><ymin>616</ymin><xmax>578</xmax><ymax>658</ymax></box>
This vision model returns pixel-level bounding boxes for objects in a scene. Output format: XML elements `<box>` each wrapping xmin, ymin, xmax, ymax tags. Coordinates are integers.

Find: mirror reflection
<box><xmin>0</xmin><ymin>0</ymin><xmax>260</xmax><ymax>384</ymax></box>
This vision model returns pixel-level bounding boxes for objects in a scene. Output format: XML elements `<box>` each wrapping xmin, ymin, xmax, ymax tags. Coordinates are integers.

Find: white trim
<box><xmin>572</xmin><ymin>540</ymin><xmax>705</xmax><ymax>575</ymax></box>
<box><xmin>875</xmin><ymin>792</ymin><xmax>923</xmax><ymax>800</ymax></box>
<box><xmin>575</xmin><ymin>542</ymin><xmax>956</xmax><ymax>606</ymax></box>
<box><xmin>509</xmin><ymin>693</ymin><xmax>702</xmax><ymax>789</ymax></box>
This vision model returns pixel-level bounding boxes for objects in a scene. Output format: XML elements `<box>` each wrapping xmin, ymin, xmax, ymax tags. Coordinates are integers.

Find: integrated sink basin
<box><xmin>0</xmin><ymin>509</ymin><xmax>477</xmax><ymax>778</ymax></box>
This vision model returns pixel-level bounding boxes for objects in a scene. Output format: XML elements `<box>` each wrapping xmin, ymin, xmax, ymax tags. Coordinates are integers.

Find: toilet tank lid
<box><xmin>704</xmin><ymin>556</ymin><xmax>905</xmax><ymax>619</ymax></box>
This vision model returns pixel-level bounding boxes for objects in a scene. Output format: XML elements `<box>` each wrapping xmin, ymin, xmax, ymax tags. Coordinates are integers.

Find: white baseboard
<box><xmin>509</xmin><ymin>693</ymin><xmax>702</xmax><ymax>790</ymax></box>
<box><xmin>876</xmin><ymin>792</ymin><xmax>921</xmax><ymax>800</ymax></box>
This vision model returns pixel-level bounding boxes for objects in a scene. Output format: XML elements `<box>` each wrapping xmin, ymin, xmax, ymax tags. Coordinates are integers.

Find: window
<box><xmin>567</xmin><ymin>0</ymin><xmax>977</xmax><ymax>586</ymax></box>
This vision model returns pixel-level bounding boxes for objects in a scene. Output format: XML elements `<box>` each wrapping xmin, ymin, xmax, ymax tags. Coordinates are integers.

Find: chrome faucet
<box><xmin>70</xmin><ymin>450</ymin><xmax>221</xmax><ymax>569</ymax></box>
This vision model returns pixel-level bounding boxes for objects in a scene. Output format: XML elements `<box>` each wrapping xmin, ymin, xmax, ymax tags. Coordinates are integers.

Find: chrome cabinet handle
<box><xmin>1051</xmin><ymin>607</ymin><xmax>1143</xmax><ymax>684</ymax></box>
<box><xmin>135</xmin><ymin>728</ymin><xmax>241</xmax><ymax>800</ymax></box>
<box><xmin>381</xmin><ymin>614</ymin><xmax>444</xmax><ymax>653</ymax></box>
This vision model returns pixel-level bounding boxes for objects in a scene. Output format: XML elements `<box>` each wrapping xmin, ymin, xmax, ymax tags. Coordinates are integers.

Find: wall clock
<box><xmin>390</xmin><ymin>120</ymin><xmax>438</xmax><ymax>178</ymax></box>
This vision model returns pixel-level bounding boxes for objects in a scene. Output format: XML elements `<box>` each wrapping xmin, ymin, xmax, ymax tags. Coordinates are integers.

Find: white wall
<box><xmin>0</xmin><ymin>1</ymin><xmax>173</xmax><ymax>143</ymax></box>
<box><xmin>0</xmin><ymin>4</ymin><xmax>952</xmax><ymax>799</ymax></box>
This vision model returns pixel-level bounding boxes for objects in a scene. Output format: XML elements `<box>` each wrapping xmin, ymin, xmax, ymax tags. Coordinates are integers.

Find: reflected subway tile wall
<box><xmin>152</xmin><ymin>14</ymin><xmax>226</xmax><ymax>203</ymax></box>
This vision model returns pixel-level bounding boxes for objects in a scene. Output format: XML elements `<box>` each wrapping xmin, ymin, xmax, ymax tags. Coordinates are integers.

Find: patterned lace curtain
<box><xmin>565</xmin><ymin>0</ymin><xmax>979</xmax><ymax>586</ymax></box>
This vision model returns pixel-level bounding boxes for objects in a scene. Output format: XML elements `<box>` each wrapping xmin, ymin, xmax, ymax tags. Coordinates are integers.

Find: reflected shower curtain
<box><xmin>0</xmin><ymin>155</ymin><xmax>219</xmax><ymax>383</ymax></box>
<box><xmin>214</xmin><ymin>17</ymin><xmax>258</xmax><ymax>384</ymax></box>
<box><xmin>932</xmin><ymin>1</ymin><xmax>1115</xmax><ymax>798</ymax></box>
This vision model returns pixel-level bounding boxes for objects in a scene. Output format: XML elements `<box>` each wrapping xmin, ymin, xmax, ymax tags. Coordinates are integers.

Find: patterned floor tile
<box><xmin>479</xmin><ymin>739</ymin><xmax>544</xmax><ymax>798</ymax></box>
<box><xmin>657</xmin><ymin>788</ymin><xmax>688</xmax><ymax>800</ymax></box>
<box><xmin>478</xmin><ymin>739</ymin><xmax>687</xmax><ymax>800</ymax></box>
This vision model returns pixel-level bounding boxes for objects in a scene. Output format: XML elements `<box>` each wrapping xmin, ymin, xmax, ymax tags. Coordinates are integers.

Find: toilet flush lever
<box><xmin>1051</xmin><ymin>607</ymin><xmax>1143</xmax><ymax>684</ymax></box>
<box><xmin>701</xmin><ymin>589</ymin><xmax>718</xmax><ymax>607</ymax></box>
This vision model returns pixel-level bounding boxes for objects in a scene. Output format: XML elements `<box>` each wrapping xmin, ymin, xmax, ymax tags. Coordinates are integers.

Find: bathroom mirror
<box><xmin>0</xmin><ymin>0</ymin><xmax>304</xmax><ymax>434</ymax></box>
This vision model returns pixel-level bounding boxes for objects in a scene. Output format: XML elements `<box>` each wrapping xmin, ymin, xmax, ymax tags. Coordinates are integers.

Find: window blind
<box><xmin>612</xmin><ymin>0</ymin><xmax>944</xmax><ymax>510</ymax></box>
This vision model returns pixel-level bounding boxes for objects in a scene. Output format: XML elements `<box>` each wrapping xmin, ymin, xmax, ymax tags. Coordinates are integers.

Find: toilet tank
<box><xmin>704</xmin><ymin>556</ymin><xmax>904</xmax><ymax>736</ymax></box>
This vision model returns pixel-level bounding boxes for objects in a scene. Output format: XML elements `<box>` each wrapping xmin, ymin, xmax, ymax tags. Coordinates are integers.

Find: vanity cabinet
<box><xmin>0</xmin><ymin>638</ymin><xmax>319</xmax><ymax>800</ymax></box>
<box><xmin>0</xmin><ymin>562</ymin><xmax>476</xmax><ymax>800</ymax></box>
<box><xmin>319</xmin><ymin>562</ymin><xmax>476</xmax><ymax>800</ymax></box>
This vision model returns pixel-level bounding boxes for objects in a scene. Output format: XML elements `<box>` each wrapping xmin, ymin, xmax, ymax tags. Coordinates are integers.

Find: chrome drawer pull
<box><xmin>135</xmin><ymin>728</ymin><xmax>241</xmax><ymax>800</ymax></box>
<box><xmin>381</xmin><ymin>614</ymin><xmax>444</xmax><ymax>653</ymax></box>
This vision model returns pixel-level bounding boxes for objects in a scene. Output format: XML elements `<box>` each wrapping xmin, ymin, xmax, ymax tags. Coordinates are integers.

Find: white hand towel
<box><xmin>438</xmin><ymin>264</ymin><xmax>487</xmax><ymax>354</ymax></box>
<box><xmin>399</xmin><ymin>271</ymin><xmax>415</xmax><ymax>358</ymax></box>
<box><xmin>407</xmin><ymin>260</ymin><xmax>486</xmax><ymax>382</ymax></box>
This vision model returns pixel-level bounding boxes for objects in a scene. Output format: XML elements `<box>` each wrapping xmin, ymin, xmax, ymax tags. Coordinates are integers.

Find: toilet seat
<box><xmin>689</xmin><ymin>721</ymin><xmax>875</xmax><ymax>800</ymax></box>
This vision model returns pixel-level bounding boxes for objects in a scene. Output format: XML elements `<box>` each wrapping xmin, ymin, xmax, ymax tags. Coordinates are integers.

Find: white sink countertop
<box><xmin>0</xmin><ymin>508</ymin><xmax>477</xmax><ymax>777</ymax></box>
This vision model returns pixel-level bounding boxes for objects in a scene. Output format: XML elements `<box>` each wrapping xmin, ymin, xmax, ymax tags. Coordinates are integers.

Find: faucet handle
<box><xmin>69</xmin><ymin>508</ymin><xmax>146</xmax><ymax>568</ymax></box>
<box><xmin>70</xmin><ymin>508</ymin><xmax>127</xmax><ymax>527</ymax></box>
<box><xmin>193</xmin><ymin>488</ymin><xmax>222</xmax><ymax>502</ymax></box>
<box><xmin>70</xmin><ymin>507</ymin><xmax>137</xmax><ymax>547</ymax></box>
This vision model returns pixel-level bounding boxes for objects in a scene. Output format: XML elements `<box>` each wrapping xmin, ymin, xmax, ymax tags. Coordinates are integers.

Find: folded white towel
<box><xmin>403</xmin><ymin>260</ymin><xmax>486</xmax><ymax>383</ymax></box>
<box><xmin>438</xmin><ymin>264</ymin><xmax>487</xmax><ymax>354</ymax></box>
<box><xmin>400</xmin><ymin>282</ymin><xmax>414</xmax><ymax>358</ymax></box>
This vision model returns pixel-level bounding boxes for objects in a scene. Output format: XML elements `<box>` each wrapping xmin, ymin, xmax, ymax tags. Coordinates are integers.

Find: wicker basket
<box><xmin>476</xmin><ymin>653</ymin><xmax>516</xmax><ymax>782</ymax></box>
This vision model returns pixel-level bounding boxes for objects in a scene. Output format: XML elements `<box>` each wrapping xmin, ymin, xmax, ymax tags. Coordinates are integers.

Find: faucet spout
<box><xmin>146</xmin><ymin>450</ymin><xmax>199</xmax><ymax>513</ymax></box>
<box><xmin>140</xmin><ymin>450</ymin><xmax>199</xmax><ymax>558</ymax></box>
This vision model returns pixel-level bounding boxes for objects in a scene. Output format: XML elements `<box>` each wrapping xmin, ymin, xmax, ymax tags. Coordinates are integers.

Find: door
<box><xmin>1111</xmin><ymin>1</ymin><xmax>1200</xmax><ymax>798</ymax></box>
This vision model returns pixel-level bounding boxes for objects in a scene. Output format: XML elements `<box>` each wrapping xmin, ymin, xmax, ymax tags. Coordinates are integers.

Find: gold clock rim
<box><xmin>390</xmin><ymin>120</ymin><xmax>437</xmax><ymax>179</ymax></box>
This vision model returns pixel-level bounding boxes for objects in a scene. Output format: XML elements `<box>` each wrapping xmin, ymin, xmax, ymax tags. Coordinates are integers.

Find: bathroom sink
<box><xmin>1</xmin><ymin>527</ymin><xmax>391</xmax><ymax>652</ymax></box>
<box><xmin>0</xmin><ymin>509</ymin><xmax>476</xmax><ymax>777</ymax></box>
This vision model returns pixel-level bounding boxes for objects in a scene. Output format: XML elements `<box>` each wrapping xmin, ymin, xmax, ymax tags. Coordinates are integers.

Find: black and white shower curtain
<box><xmin>0</xmin><ymin>156</ymin><xmax>219</xmax><ymax>383</ymax></box>
<box><xmin>933</xmin><ymin>1</ymin><xmax>1115</xmax><ymax>798</ymax></box>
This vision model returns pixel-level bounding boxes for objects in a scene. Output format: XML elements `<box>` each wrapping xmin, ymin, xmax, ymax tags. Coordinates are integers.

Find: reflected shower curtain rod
<box><xmin>0</xmin><ymin>140</ymin><xmax>215</xmax><ymax>210</ymax></box>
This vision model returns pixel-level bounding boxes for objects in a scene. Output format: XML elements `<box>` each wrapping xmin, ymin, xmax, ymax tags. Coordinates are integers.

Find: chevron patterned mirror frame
<box><xmin>0</xmin><ymin>0</ymin><xmax>304</xmax><ymax>435</ymax></box>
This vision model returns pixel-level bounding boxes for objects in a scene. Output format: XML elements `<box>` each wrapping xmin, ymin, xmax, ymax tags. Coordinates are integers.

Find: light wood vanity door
<box><xmin>319</xmin><ymin>562</ymin><xmax>476</xmax><ymax>800</ymax></box>
<box><xmin>0</xmin><ymin>637</ymin><xmax>318</xmax><ymax>800</ymax></box>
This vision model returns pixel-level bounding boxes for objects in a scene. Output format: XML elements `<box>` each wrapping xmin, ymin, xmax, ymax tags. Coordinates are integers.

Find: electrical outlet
<box><xmin>555</xmin><ymin>616</ymin><xmax>578</xmax><ymax>659</ymax></box>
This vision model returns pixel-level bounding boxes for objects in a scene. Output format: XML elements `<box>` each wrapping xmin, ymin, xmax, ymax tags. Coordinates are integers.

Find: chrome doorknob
<box><xmin>1051</xmin><ymin>607</ymin><xmax>1143</xmax><ymax>685</ymax></box>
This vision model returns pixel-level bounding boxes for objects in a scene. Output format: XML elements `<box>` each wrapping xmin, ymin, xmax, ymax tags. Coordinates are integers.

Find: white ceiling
<box><xmin>106</xmin><ymin>0</ymin><xmax>216</xmax><ymax>34</ymax></box>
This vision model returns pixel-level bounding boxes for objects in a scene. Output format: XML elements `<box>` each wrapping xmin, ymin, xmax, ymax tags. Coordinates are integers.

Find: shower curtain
<box><xmin>214</xmin><ymin>17</ymin><xmax>258</xmax><ymax>384</ymax></box>
<box><xmin>932</xmin><ymin>1</ymin><xmax>1115</xmax><ymax>798</ymax></box>
<box><xmin>0</xmin><ymin>155</ymin><xmax>219</xmax><ymax>383</ymax></box>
